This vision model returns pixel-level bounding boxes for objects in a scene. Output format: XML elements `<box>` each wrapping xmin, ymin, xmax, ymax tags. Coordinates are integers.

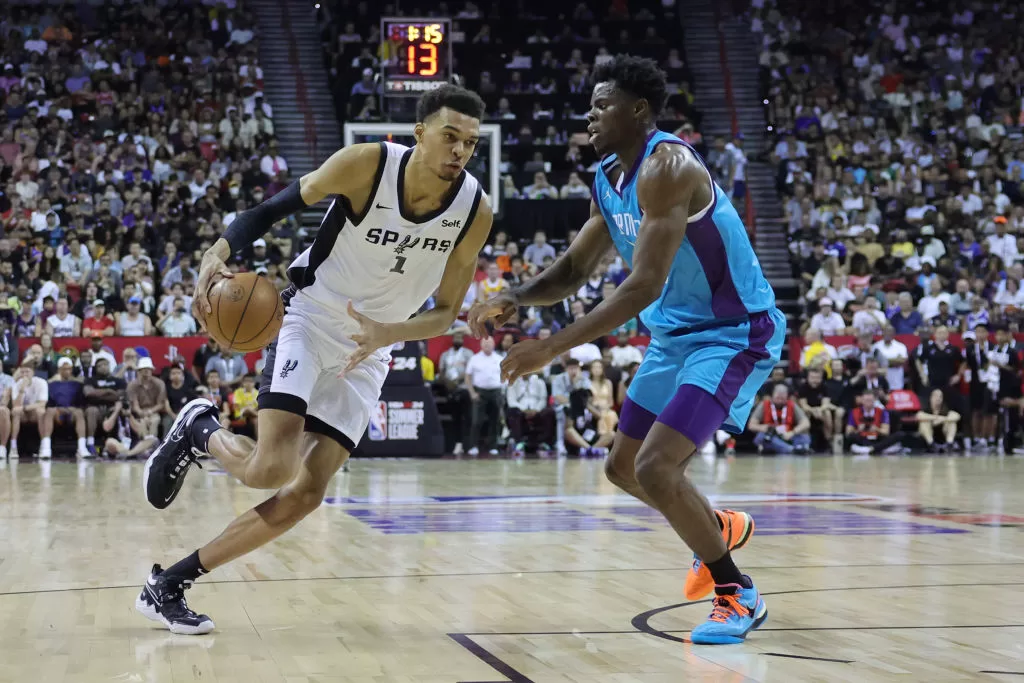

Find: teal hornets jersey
<box><xmin>593</xmin><ymin>130</ymin><xmax>776</xmax><ymax>336</ymax></box>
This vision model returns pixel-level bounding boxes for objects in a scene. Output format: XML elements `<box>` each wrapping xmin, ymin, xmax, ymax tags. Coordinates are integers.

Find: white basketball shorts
<box><xmin>258</xmin><ymin>287</ymin><xmax>390</xmax><ymax>450</ymax></box>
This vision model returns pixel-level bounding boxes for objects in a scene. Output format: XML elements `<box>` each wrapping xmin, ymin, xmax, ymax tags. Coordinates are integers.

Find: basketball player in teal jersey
<box><xmin>470</xmin><ymin>55</ymin><xmax>784</xmax><ymax>644</ymax></box>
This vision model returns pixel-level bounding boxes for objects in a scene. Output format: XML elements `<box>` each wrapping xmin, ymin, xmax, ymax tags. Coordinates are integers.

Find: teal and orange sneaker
<box><xmin>684</xmin><ymin>509</ymin><xmax>755</xmax><ymax>601</ymax></box>
<box><xmin>689</xmin><ymin>581</ymin><xmax>767</xmax><ymax>645</ymax></box>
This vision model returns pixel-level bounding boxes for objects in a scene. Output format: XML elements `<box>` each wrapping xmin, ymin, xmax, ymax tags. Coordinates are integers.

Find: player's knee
<box><xmin>248</xmin><ymin>459</ymin><xmax>295</xmax><ymax>489</ymax></box>
<box><xmin>282</xmin><ymin>486</ymin><xmax>324</xmax><ymax>520</ymax></box>
<box><xmin>604</xmin><ymin>449</ymin><xmax>635</xmax><ymax>488</ymax></box>
<box><xmin>633</xmin><ymin>449</ymin><xmax>676</xmax><ymax>497</ymax></box>
<box><xmin>249</xmin><ymin>434</ymin><xmax>303</xmax><ymax>488</ymax></box>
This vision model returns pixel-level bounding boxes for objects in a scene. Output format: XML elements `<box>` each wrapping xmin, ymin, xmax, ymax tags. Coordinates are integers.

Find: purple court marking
<box><xmin>338</xmin><ymin>501</ymin><xmax>965</xmax><ymax>536</ymax></box>
<box><xmin>610</xmin><ymin>504</ymin><xmax>969</xmax><ymax>536</ymax></box>
<box><xmin>325</xmin><ymin>492</ymin><xmax>886</xmax><ymax>505</ymax></box>
<box><xmin>344</xmin><ymin>505</ymin><xmax>651</xmax><ymax>535</ymax></box>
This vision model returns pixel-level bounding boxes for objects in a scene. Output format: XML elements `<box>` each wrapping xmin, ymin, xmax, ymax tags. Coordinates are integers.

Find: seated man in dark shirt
<box><xmin>824</xmin><ymin>358</ymin><xmax>853</xmax><ymax>409</ymax></box>
<box><xmin>929</xmin><ymin>301</ymin><xmax>959</xmax><ymax>330</ymax></box>
<box><xmin>191</xmin><ymin>338</ymin><xmax>221</xmax><ymax>384</ymax></box>
<box><xmin>889</xmin><ymin>292</ymin><xmax>923</xmax><ymax>334</ymax></box>
<box><xmin>757</xmin><ymin>366</ymin><xmax>793</xmax><ymax>401</ymax></box>
<box><xmin>101</xmin><ymin>397</ymin><xmax>158</xmax><ymax>459</ymax></box>
<box><xmin>45</xmin><ymin>357</ymin><xmax>89</xmax><ymax>458</ymax></box>
<box><xmin>850</xmin><ymin>357</ymin><xmax>890</xmax><ymax>407</ymax></box>
<box><xmin>800</xmin><ymin>241</ymin><xmax>827</xmax><ymax>286</ymax></box>
<box><xmin>162</xmin><ymin>363</ymin><xmax>196</xmax><ymax>435</ymax></box>
<box><xmin>845</xmin><ymin>388</ymin><xmax>904</xmax><ymax>455</ymax></box>
<box><xmin>797</xmin><ymin>367</ymin><xmax>845</xmax><ymax>452</ymax></box>
<box><xmin>83</xmin><ymin>357</ymin><xmax>127</xmax><ymax>455</ymax></box>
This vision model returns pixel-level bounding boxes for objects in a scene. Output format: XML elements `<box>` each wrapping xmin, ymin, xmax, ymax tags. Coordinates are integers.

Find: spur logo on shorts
<box><xmin>278</xmin><ymin>359</ymin><xmax>298</xmax><ymax>379</ymax></box>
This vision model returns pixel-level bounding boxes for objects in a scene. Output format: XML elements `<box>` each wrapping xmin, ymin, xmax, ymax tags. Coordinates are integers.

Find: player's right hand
<box><xmin>467</xmin><ymin>293</ymin><xmax>519</xmax><ymax>338</ymax></box>
<box><xmin>193</xmin><ymin>241</ymin><xmax>234</xmax><ymax>326</ymax></box>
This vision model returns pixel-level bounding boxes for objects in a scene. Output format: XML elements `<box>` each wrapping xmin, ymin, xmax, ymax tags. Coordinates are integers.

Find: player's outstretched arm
<box><xmin>467</xmin><ymin>201</ymin><xmax>613</xmax><ymax>336</ymax></box>
<box><xmin>193</xmin><ymin>143</ymin><xmax>384</xmax><ymax>324</ymax></box>
<box><xmin>499</xmin><ymin>148</ymin><xmax>705</xmax><ymax>383</ymax></box>
<box><xmin>342</xmin><ymin>196</ymin><xmax>494</xmax><ymax>374</ymax></box>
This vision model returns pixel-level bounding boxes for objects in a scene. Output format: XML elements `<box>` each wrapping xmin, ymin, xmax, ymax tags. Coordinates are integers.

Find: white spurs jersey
<box><xmin>287</xmin><ymin>142</ymin><xmax>483</xmax><ymax>328</ymax></box>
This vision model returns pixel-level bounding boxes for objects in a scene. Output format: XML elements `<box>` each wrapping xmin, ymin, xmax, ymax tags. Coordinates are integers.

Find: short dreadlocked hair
<box><xmin>592</xmin><ymin>54</ymin><xmax>668</xmax><ymax>118</ymax></box>
<box><xmin>416</xmin><ymin>83</ymin><xmax>486</xmax><ymax>123</ymax></box>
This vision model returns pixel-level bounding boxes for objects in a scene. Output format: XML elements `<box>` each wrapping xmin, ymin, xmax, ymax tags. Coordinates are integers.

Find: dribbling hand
<box><xmin>341</xmin><ymin>301</ymin><xmax>393</xmax><ymax>376</ymax></box>
<box><xmin>467</xmin><ymin>292</ymin><xmax>519</xmax><ymax>338</ymax></box>
<box><xmin>193</xmin><ymin>242</ymin><xmax>234</xmax><ymax>328</ymax></box>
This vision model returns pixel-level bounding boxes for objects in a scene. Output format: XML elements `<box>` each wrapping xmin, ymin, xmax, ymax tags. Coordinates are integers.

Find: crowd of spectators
<box><xmin>415</xmin><ymin>225</ymin><xmax>643</xmax><ymax>457</ymax></box>
<box><xmin>754</xmin><ymin>0</ymin><xmax>1024</xmax><ymax>332</ymax></box>
<box><xmin>746</xmin><ymin>0</ymin><xmax>1024</xmax><ymax>455</ymax></box>
<box><xmin>0</xmin><ymin>1</ymin><xmax>291</xmax><ymax>459</ymax></box>
<box><xmin>319</xmin><ymin>0</ymin><xmax>704</xmax><ymax>204</ymax></box>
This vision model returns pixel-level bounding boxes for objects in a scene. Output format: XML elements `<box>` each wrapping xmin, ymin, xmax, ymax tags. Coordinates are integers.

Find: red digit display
<box><xmin>382</xmin><ymin>18</ymin><xmax>450</xmax><ymax>93</ymax></box>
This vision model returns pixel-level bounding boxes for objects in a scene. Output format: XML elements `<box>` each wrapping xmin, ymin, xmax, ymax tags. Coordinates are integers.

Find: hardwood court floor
<box><xmin>1</xmin><ymin>454</ymin><xmax>1023</xmax><ymax>682</ymax></box>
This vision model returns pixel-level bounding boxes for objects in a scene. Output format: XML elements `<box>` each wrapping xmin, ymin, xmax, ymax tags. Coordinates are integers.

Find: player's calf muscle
<box><xmin>248</xmin><ymin>418</ymin><xmax>306</xmax><ymax>488</ymax></box>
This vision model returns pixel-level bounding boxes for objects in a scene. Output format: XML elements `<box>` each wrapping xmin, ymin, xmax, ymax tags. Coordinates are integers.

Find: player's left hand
<box><xmin>341</xmin><ymin>301</ymin><xmax>392</xmax><ymax>376</ymax></box>
<box><xmin>500</xmin><ymin>338</ymin><xmax>556</xmax><ymax>384</ymax></box>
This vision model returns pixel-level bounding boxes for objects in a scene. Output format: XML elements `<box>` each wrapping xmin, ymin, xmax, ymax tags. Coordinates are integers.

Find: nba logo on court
<box><xmin>368</xmin><ymin>401</ymin><xmax>387</xmax><ymax>441</ymax></box>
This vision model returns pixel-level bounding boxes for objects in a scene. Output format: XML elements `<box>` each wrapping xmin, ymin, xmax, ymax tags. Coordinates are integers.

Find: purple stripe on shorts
<box><xmin>619</xmin><ymin>398</ymin><xmax>658</xmax><ymax>440</ymax></box>
<box><xmin>656</xmin><ymin>385</ymin><xmax>729</xmax><ymax>447</ymax></box>
<box><xmin>713</xmin><ymin>310</ymin><xmax>777</xmax><ymax>408</ymax></box>
<box><xmin>687</xmin><ymin>219</ymin><xmax>748</xmax><ymax>319</ymax></box>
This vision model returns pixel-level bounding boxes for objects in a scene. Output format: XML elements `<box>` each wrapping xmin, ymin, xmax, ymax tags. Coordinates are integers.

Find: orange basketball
<box><xmin>205</xmin><ymin>272</ymin><xmax>284</xmax><ymax>353</ymax></box>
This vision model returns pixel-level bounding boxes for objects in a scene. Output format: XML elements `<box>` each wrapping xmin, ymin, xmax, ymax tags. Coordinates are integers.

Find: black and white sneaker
<box><xmin>135</xmin><ymin>564</ymin><xmax>215</xmax><ymax>635</ymax></box>
<box><xmin>143</xmin><ymin>398</ymin><xmax>215</xmax><ymax>509</ymax></box>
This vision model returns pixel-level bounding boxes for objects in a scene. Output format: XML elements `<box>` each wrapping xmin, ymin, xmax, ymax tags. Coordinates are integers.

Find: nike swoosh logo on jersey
<box><xmin>376</xmin><ymin>203</ymin><xmax>392</xmax><ymax>210</ymax></box>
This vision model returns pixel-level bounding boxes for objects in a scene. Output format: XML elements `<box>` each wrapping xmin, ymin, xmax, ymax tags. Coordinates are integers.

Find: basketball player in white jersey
<box><xmin>135</xmin><ymin>85</ymin><xmax>492</xmax><ymax>634</ymax></box>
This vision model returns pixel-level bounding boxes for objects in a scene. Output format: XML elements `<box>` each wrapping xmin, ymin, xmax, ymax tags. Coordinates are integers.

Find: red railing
<box><xmin>711</xmin><ymin>0</ymin><xmax>757</xmax><ymax>238</ymax></box>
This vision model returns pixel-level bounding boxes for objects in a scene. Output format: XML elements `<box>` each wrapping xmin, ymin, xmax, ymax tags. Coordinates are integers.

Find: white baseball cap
<box><xmin>137</xmin><ymin>357</ymin><xmax>154</xmax><ymax>370</ymax></box>
<box><xmin>58</xmin><ymin>357</ymin><xmax>73</xmax><ymax>368</ymax></box>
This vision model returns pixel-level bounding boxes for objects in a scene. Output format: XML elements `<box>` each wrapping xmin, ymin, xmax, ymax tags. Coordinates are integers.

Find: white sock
<box><xmin>40</xmin><ymin>437</ymin><xmax>52</xmax><ymax>452</ymax></box>
<box><xmin>78</xmin><ymin>437</ymin><xmax>87</xmax><ymax>451</ymax></box>
<box><xmin>87</xmin><ymin>436</ymin><xmax>95</xmax><ymax>447</ymax></box>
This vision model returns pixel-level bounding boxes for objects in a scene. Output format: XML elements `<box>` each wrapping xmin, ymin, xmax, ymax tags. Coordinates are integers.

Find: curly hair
<box><xmin>592</xmin><ymin>54</ymin><xmax>668</xmax><ymax>118</ymax></box>
<box><xmin>416</xmin><ymin>83</ymin><xmax>486</xmax><ymax>122</ymax></box>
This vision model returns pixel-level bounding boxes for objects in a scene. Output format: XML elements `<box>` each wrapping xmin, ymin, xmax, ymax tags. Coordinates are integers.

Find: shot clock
<box><xmin>380</xmin><ymin>18</ymin><xmax>453</xmax><ymax>96</ymax></box>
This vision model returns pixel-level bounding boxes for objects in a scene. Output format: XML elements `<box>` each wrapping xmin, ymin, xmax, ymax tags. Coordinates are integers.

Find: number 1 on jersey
<box><xmin>390</xmin><ymin>255</ymin><xmax>407</xmax><ymax>274</ymax></box>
